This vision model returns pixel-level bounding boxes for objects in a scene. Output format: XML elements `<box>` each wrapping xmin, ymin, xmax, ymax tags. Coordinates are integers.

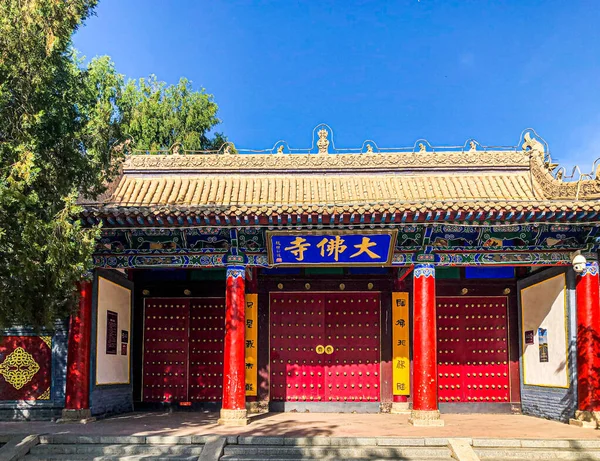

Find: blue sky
<box><xmin>74</xmin><ymin>0</ymin><xmax>600</xmax><ymax>173</ymax></box>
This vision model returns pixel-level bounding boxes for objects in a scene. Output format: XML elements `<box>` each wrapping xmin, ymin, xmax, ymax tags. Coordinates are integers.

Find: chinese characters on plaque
<box><xmin>245</xmin><ymin>293</ymin><xmax>258</xmax><ymax>396</ymax></box>
<box><xmin>268</xmin><ymin>231</ymin><xmax>397</xmax><ymax>266</ymax></box>
<box><xmin>106</xmin><ymin>310</ymin><xmax>118</xmax><ymax>355</ymax></box>
<box><xmin>392</xmin><ymin>292</ymin><xmax>410</xmax><ymax>395</ymax></box>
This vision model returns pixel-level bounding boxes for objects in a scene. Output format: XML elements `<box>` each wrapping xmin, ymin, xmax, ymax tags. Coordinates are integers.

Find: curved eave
<box><xmin>81</xmin><ymin>202</ymin><xmax>600</xmax><ymax>228</ymax></box>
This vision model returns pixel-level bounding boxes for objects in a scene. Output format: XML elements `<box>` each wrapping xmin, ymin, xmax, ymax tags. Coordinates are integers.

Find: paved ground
<box><xmin>0</xmin><ymin>412</ymin><xmax>599</xmax><ymax>439</ymax></box>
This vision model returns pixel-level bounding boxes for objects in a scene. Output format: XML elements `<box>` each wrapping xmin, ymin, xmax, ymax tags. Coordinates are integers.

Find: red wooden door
<box><xmin>143</xmin><ymin>297</ymin><xmax>226</xmax><ymax>403</ymax></box>
<box><xmin>188</xmin><ymin>298</ymin><xmax>225</xmax><ymax>402</ymax></box>
<box><xmin>270</xmin><ymin>293</ymin><xmax>326</xmax><ymax>402</ymax></box>
<box><xmin>270</xmin><ymin>292</ymin><xmax>381</xmax><ymax>403</ymax></box>
<box><xmin>142</xmin><ymin>299</ymin><xmax>189</xmax><ymax>403</ymax></box>
<box><xmin>437</xmin><ymin>296</ymin><xmax>510</xmax><ymax>404</ymax></box>
<box><xmin>323</xmin><ymin>292</ymin><xmax>381</xmax><ymax>402</ymax></box>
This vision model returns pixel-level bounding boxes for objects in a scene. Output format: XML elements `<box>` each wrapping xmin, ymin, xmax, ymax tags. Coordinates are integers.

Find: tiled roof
<box><xmin>83</xmin><ymin>140</ymin><xmax>600</xmax><ymax>219</ymax></box>
<box><xmin>108</xmin><ymin>171</ymin><xmax>540</xmax><ymax>212</ymax></box>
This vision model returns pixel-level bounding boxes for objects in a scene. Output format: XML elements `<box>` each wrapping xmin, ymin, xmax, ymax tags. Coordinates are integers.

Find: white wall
<box><xmin>520</xmin><ymin>273</ymin><xmax>569</xmax><ymax>388</ymax></box>
<box><xmin>96</xmin><ymin>277</ymin><xmax>131</xmax><ymax>385</ymax></box>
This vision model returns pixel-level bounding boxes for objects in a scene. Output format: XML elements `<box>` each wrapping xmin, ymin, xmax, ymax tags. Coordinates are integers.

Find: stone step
<box><xmin>22</xmin><ymin>456</ymin><xmax>199</xmax><ymax>461</ymax></box>
<box><xmin>38</xmin><ymin>435</ymin><xmax>208</xmax><ymax>444</ymax></box>
<box><xmin>475</xmin><ymin>448</ymin><xmax>600</xmax><ymax>460</ymax></box>
<box><xmin>222</xmin><ymin>445</ymin><xmax>452</xmax><ymax>459</ymax></box>
<box><xmin>472</xmin><ymin>439</ymin><xmax>600</xmax><ymax>449</ymax></box>
<box><xmin>29</xmin><ymin>443</ymin><xmax>204</xmax><ymax>456</ymax></box>
<box><xmin>220</xmin><ymin>456</ymin><xmax>455</xmax><ymax>461</ymax></box>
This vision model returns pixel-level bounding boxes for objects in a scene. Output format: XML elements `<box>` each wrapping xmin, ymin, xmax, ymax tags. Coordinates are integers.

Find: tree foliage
<box><xmin>0</xmin><ymin>0</ymin><xmax>226</xmax><ymax>328</ymax></box>
<box><xmin>122</xmin><ymin>76</ymin><xmax>225</xmax><ymax>152</ymax></box>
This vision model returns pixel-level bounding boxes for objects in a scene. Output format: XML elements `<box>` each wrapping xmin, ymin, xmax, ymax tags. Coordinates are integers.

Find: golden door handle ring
<box><xmin>325</xmin><ymin>345</ymin><xmax>334</xmax><ymax>355</ymax></box>
<box><xmin>315</xmin><ymin>345</ymin><xmax>325</xmax><ymax>354</ymax></box>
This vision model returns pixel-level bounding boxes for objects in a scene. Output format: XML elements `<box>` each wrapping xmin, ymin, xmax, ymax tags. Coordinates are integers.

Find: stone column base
<box><xmin>218</xmin><ymin>408</ymin><xmax>248</xmax><ymax>426</ymax></box>
<box><xmin>569</xmin><ymin>410</ymin><xmax>600</xmax><ymax>428</ymax></box>
<box><xmin>390</xmin><ymin>401</ymin><xmax>411</xmax><ymax>414</ymax></box>
<box><xmin>58</xmin><ymin>408</ymin><xmax>95</xmax><ymax>423</ymax></box>
<box><xmin>409</xmin><ymin>409</ymin><xmax>444</xmax><ymax>427</ymax></box>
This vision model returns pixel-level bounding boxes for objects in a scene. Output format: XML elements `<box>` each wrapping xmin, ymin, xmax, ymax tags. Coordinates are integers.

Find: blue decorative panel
<box><xmin>268</xmin><ymin>231</ymin><xmax>397</xmax><ymax>266</ymax></box>
<box><xmin>465</xmin><ymin>267</ymin><xmax>515</xmax><ymax>279</ymax></box>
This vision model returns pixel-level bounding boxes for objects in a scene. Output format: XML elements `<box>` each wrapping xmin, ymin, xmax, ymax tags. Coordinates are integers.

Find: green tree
<box><xmin>0</xmin><ymin>0</ymin><xmax>226</xmax><ymax>328</ymax></box>
<box><xmin>122</xmin><ymin>75</ymin><xmax>226</xmax><ymax>152</ymax></box>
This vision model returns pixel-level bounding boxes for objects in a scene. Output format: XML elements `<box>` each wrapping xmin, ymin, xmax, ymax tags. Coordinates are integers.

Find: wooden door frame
<box><xmin>258</xmin><ymin>273</ymin><xmax>393</xmax><ymax>411</ymax></box>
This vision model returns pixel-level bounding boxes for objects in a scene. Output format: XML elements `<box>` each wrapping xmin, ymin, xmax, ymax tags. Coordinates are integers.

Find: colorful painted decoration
<box><xmin>0</xmin><ymin>336</ymin><xmax>52</xmax><ymax>401</ymax></box>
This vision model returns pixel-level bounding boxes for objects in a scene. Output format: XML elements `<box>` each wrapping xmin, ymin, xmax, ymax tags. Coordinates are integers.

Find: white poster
<box><xmin>520</xmin><ymin>273</ymin><xmax>568</xmax><ymax>388</ymax></box>
<box><xmin>96</xmin><ymin>277</ymin><xmax>131</xmax><ymax>385</ymax></box>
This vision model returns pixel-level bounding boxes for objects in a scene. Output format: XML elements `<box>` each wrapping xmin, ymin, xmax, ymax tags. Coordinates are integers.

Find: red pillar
<box><xmin>218</xmin><ymin>265</ymin><xmax>248</xmax><ymax>426</ymax></box>
<box><xmin>63</xmin><ymin>280</ymin><xmax>93</xmax><ymax>419</ymax></box>
<box><xmin>576</xmin><ymin>261</ymin><xmax>600</xmax><ymax>415</ymax></box>
<box><xmin>410</xmin><ymin>263</ymin><xmax>444</xmax><ymax>426</ymax></box>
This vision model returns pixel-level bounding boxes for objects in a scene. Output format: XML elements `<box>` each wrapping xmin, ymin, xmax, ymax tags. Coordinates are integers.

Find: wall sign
<box><xmin>245</xmin><ymin>293</ymin><xmax>258</xmax><ymax>396</ymax></box>
<box><xmin>267</xmin><ymin>230</ymin><xmax>397</xmax><ymax>266</ymax></box>
<box><xmin>538</xmin><ymin>328</ymin><xmax>549</xmax><ymax>363</ymax></box>
<box><xmin>392</xmin><ymin>292</ymin><xmax>410</xmax><ymax>396</ymax></box>
<box><xmin>525</xmin><ymin>330</ymin><xmax>534</xmax><ymax>345</ymax></box>
<box><xmin>106</xmin><ymin>311</ymin><xmax>118</xmax><ymax>355</ymax></box>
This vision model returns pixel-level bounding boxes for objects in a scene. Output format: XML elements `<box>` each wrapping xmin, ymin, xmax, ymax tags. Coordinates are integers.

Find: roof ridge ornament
<box><xmin>317</xmin><ymin>128</ymin><xmax>330</xmax><ymax>154</ymax></box>
<box><xmin>521</xmin><ymin>131</ymin><xmax>545</xmax><ymax>157</ymax></box>
<box><xmin>222</xmin><ymin>142</ymin><xmax>237</xmax><ymax>155</ymax></box>
<box><xmin>413</xmin><ymin>139</ymin><xmax>433</xmax><ymax>153</ymax></box>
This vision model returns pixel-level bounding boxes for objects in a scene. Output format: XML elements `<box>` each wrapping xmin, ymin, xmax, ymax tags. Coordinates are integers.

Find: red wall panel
<box><xmin>0</xmin><ymin>336</ymin><xmax>52</xmax><ymax>401</ymax></box>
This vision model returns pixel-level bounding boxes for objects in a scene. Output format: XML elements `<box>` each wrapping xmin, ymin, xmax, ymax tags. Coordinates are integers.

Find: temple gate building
<box><xmin>1</xmin><ymin>125</ymin><xmax>599</xmax><ymax>427</ymax></box>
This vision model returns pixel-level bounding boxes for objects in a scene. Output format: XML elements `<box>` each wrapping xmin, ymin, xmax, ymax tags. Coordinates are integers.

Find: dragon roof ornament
<box><xmin>121</xmin><ymin>125</ymin><xmax>600</xmax><ymax>199</ymax></box>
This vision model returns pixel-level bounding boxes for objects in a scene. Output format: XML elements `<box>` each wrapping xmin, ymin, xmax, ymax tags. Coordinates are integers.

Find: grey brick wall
<box><xmin>517</xmin><ymin>268</ymin><xmax>577</xmax><ymax>423</ymax></box>
<box><xmin>90</xmin><ymin>385</ymin><xmax>134</xmax><ymax>417</ymax></box>
<box><xmin>51</xmin><ymin>321</ymin><xmax>68</xmax><ymax>406</ymax></box>
<box><xmin>520</xmin><ymin>385</ymin><xmax>577</xmax><ymax>422</ymax></box>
